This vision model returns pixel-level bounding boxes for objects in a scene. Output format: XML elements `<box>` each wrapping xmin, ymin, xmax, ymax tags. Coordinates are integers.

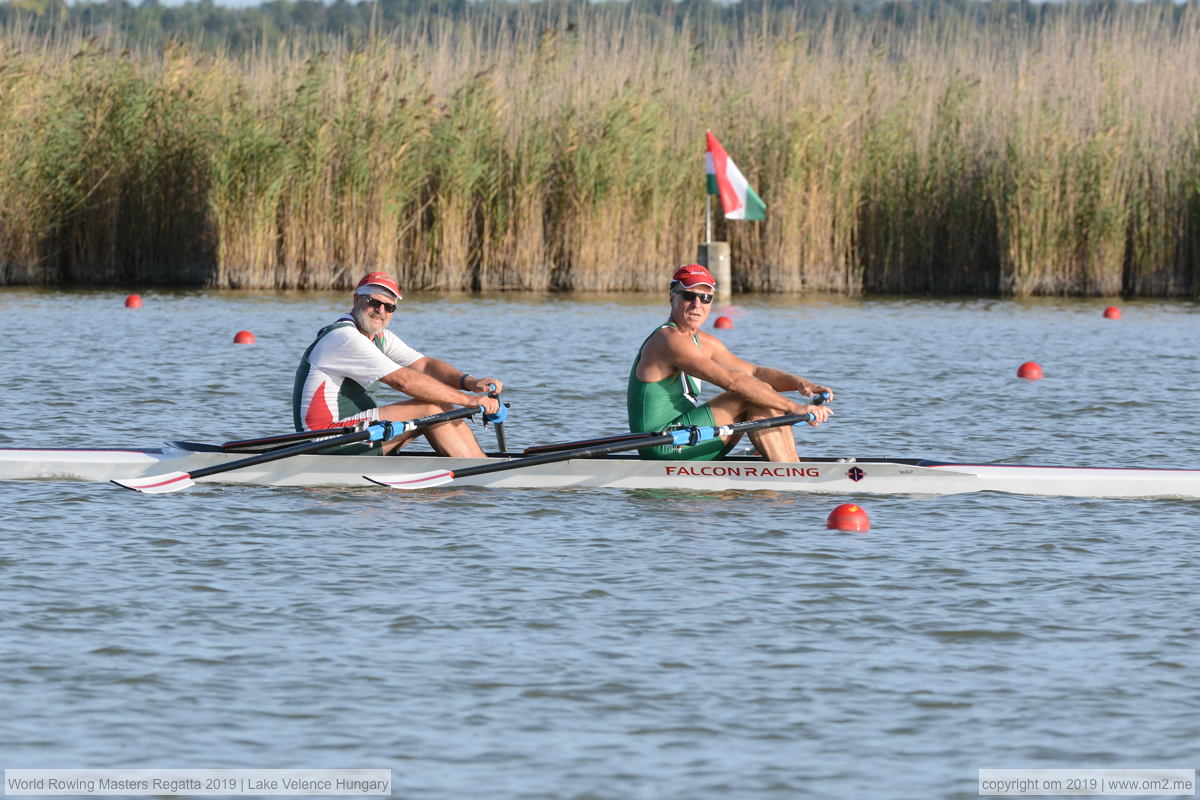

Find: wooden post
<box><xmin>696</xmin><ymin>241</ymin><xmax>731</xmax><ymax>294</ymax></box>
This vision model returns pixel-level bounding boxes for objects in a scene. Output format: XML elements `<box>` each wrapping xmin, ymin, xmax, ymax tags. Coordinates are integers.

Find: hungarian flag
<box><xmin>705</xmin><ymin>130</ymin><xmax>766</xmax><ymax>221</ymax></box>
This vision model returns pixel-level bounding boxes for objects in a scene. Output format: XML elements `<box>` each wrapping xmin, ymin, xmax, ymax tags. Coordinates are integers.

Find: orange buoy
<box><xmin>1103</xmin><ymin>306</ymin><xmax>1121</xmax><ymax>320</ymax></box>
<box><xmin>233</xmin><ymin>330</ymin><xmax>256</xmax><ymax>345</ymax></box>
<box><xmin>827</xmin><ymin>503</ymin><xmax>870</xmax><ymax>532</ymax></box>
<box><xmin>124</xmin><ymin>294</ymin><xmax>142</xmax><ymax>309</ymax></box>
<box><xmin>713</xmin><ymin>316</ymin><xmax>733</xmax><ymax>330</ymax></box>
<box><xmin>1017</xmin><ymin>361</ymin><xmax>1043</xmax><ymax>380</ymax></box>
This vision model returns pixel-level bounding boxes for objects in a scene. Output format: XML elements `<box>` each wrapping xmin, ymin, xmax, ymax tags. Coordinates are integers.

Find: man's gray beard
<box><xmin>351</xmin><ymin>306</ymin><xmax>383</xmax><ymax>333</ymax></box>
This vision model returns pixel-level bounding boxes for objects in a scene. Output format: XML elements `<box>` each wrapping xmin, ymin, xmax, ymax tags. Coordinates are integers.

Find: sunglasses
<box><xmin>365</xmin><ymin>297</ymin><xmax>397</xmax><ymax>313</ymax></box>
<box><xmin>674</xmin><ymin>290</ymin><xmax>714</xmax><ymax>305</ymax></box>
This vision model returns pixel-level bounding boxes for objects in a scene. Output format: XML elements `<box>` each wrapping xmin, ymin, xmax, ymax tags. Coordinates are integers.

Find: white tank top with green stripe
<box><xmin>292</xmin><ymin>316</ymin><xmax>424</xmax><ymax>430</ymax></box>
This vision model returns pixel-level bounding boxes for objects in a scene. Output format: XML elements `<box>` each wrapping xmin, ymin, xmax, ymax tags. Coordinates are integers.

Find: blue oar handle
<box><xmin>667</xmin><ymin>427</ymin><xmax>713</xmax><ymax>447</ymax></box>
<box><xmin>483</xmin><ymin>384</ymin><xmax>508</xmax><ymax>425</ymax></box>
<box><xmin>810</xmin><ymin>391</ymin><xmax>830</xmax><ymax>405</ymax></box>
<box><xmin>484</xmin><ymin>385</ymin><xmax>508</xmax><ymax>452</ymax></box>
<box><xmin>369</xmin><ymin>421</ymin><xmax>397</xmax><ymax>441</ymax></box>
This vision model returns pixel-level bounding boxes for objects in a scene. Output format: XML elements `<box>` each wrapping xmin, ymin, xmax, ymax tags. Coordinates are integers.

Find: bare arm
<box><xmin>410</xmin><ymin>356</ymin><xmax>504</xmax><ymax>395</ymax></box>
<box><xmin>652</xmin><ymin>330</ymin><xmax>826</xmax><ymax>419</ymax></box>
<box><xmin>744</xmin><ymin>363</ymin><xmax>833</xmax><ymax>400</ymax></box>
<box><xmin>378</xmin><ymin>361</ymin><xmax>498</xmax><ymax>414</ymax></box>
<box><xmin>704</xmin><ymin>338</ymin><xmax>833</xmax><ymax>400</ymax></box>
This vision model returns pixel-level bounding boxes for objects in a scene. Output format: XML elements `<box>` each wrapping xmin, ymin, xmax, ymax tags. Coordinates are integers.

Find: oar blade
<box><xmin>111</xmin><ymin>471</ymin><xmax>196</xmax><ymax>494</ymax></box>
<box><xmin>363</xmin><ymin>470</ymin><xmax>455</xmax><ymax>490</ymax></box>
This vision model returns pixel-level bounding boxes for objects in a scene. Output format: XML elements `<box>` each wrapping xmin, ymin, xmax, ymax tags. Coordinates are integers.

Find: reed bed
<box><xmin>1</xmin><ymin>5</ymin><xmax>1199</xmax><ymax>295</ymax></box>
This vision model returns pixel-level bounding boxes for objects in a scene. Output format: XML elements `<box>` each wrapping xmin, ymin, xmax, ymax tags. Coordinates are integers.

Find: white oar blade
<box><xmin>363</xmin><ymin>470</ymin><xmax>455</xmax><ymax>490</ymax></box>
<box><xmin>111</xmin><ymin>471</ymin><xmax>196</xmax><ymax>494</ymax></box>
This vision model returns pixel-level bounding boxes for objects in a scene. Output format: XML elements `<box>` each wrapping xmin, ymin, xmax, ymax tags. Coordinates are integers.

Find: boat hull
<box><xmin>2</xmin><ymin>444</ymin><xmax>1199</xmax><ymax>498</ymax></box>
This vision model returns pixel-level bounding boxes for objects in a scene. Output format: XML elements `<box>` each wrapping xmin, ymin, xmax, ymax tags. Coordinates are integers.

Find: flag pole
<box><xmin>705</xmin><ymin>193</ymin><xmax>712</xmax><ymax>243</ymax></box>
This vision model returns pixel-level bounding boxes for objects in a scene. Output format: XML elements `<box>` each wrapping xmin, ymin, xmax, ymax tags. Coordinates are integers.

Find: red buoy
<box><xmin>713</xmin><ymin>316</ymin><xmax>733</xmax><ymax>330</ymax></box>
<box><xmin>124</xmin><ymin>294</ymin><xmax>142</xmax><ymax>309</ymax></box>
<box><xmin>233</xmin><ymin>330</ymin><xmax>256</xmax><ymax>344</ymax></box>
<box><xmin>827</xmin><ymin>503</ymin><xmax>870</xmax><ymax>532</ymax></box>
<box><xmin>1103</xmin><ymin>306</ymin><xmax>1121</xmax><ymax>320</ymax></box>
<box><xmin>1017</xmin><ymin>361</ymin><xmax>1043</xmax><ymax>380</ymax></box>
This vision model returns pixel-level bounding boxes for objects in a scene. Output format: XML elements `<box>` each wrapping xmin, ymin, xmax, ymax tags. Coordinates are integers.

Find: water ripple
<box><xmin>1</xmin><ymin>292</ymin><xmax>1198</xmax><ymax>798</ymax></box>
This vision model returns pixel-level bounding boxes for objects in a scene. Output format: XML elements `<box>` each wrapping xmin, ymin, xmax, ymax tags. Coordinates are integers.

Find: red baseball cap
<box><xmin>355</xmin><ymin>271</ymin><xmax>402</xmax><ymax>301</ymax></box>
<box><xmin>671</xmin><ymin>264</ymin><xmax>717</xmax><ymax>290</ymax></box>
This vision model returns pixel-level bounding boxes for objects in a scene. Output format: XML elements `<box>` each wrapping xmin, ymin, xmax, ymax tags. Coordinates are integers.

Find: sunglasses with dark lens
<box><xmin>674</xmin><ymin>290</ymin><xmax>714</xmax><ymax>305</ymax></box>
<box><xmin>365</xmin><ymin>297</ymin><xmax>397</xmax><ymax>313</ymax></box>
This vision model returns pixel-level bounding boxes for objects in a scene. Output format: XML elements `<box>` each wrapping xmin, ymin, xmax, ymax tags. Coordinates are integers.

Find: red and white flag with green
<box><xmin>705</xmin><ymin>130</ymin><xmax>766</xmax><ymax>220</ymax></box>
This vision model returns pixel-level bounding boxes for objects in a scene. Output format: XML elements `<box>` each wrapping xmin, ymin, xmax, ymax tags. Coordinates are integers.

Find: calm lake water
<box><xmin>1</xmin><ymin>289</ymin><xmax>1197</xmax><ymax>799</ymax></box>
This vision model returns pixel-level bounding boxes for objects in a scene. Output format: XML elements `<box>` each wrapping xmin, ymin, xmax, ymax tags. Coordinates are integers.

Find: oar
<box><xmin>520</xmin><ymin>393</ymin><xmax>830</xmax><ymax>456</ymax></box>
<box><xmin>221</xmin><ymin>425</ymin><xmax>360</xmax><ymax>452</ymax></box>
<box><xmin>523</xmin><ymin>431</ymin><xmax>652</xmax><ymax>455</ymax></box>
<box><xmin>487</xmin><ymin>384</ymin><xmax>508</xmax><ymax>453</ymax></box>
<box><xmin>364</xmin><ymin>411</ymin><xmax>818</xmax><ymax>490</ymax></box>
<box><xmin>113</xmin><ymin>406</ymin><xmax>481</xmax><ymax>494</ymax></box>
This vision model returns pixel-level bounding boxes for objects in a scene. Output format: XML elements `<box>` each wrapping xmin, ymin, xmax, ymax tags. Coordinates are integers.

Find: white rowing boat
<box><xmin>2</xmin><ymin>441</ymin><xmax>1199</xmax><ymax>498</ymax></box>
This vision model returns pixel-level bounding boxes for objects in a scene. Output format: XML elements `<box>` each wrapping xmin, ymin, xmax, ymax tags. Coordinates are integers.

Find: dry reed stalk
<box><xmin>1</xmin><ymin>7</ymin><xmax>1199</xmax><ymax>295</ymax></box>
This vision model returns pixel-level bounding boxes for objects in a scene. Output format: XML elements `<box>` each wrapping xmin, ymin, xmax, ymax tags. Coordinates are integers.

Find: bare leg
<box><xmin>747</xmin><ymin>421</ymin><xmax>799</xmax><ymax>462</ymax></box>
<box><xmin>706</xmin><ymin>392</ymin><xmax>798</xmax><ymax>462</ymax></box>
<box><xmin>377</xmin><ymin>401</ymin><xmax>485</xmax><ymax>458</ymax></box>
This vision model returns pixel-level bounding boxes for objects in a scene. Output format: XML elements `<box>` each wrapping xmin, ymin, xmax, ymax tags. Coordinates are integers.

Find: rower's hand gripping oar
<box><xmin>364</xmin><ymin>411</ymin><xmax>820</xmax><ymax>490</ymax></box>
<box><xmin>113</xmin><ymin>406</ymin><xmax>482</xmax><ymax>494</ymax></box>
<box><xmin>484</xmin><ymin>382</ymin><xmax>508</xmax><ymax>453</ymax></box>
